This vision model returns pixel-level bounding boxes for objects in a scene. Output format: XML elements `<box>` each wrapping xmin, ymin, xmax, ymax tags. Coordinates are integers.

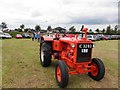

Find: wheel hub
<box><xmin>57</xmin><ymin>66</ymin><xmax>61</xmax><ymax>82</ymax></box>
<box><xmin>91</xmin><ymin>63</ymin><xmax>98</xmax><ymax>76</ymax></box>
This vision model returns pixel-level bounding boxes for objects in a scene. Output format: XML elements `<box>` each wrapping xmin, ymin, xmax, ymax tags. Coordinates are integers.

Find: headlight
<box><xmin>71</xmin><ymin>44</ymin><xmax>75</xmax><ymax>48</ymax></box>
<box><xmin>93</xmin><ymin>44</ymin><xmax>95</xmax><ymax>48</ymax></box>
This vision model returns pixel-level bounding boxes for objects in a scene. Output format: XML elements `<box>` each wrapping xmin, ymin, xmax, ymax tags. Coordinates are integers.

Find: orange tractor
<box><xmin>40</xmin><ymin>27</ymin><xmax>105</xmax><ymax>88</ymax></box>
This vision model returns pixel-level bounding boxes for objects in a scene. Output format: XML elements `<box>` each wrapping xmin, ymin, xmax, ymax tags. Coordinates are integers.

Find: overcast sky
<box><xmin>0</xmin><ymin>0</ymin><xmax>118</xmax><ymax>30</ymax></box>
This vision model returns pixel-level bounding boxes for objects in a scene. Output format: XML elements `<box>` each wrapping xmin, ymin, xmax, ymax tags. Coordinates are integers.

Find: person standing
<box><xmin>35</xmin><ymin>32</ymin><xmax>37</xmax><ymax>40</ymax></box>
<box><xmin>37</xmin><ymin>31</ymin><xmax>40</xmax><ymax>42</ymax></box>
<box><xmin>32</xmin><ymin>31</ymin><xmax>35</xmax><ymax>41</ymax></box>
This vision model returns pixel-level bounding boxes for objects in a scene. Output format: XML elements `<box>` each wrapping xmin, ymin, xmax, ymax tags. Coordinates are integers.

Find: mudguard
<box><xmin>41</xmin><ymin>36</ymin><xmax>53</xmax><ymax>41</ymax></box>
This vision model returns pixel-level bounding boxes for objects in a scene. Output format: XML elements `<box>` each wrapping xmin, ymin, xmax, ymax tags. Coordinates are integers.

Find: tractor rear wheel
<box><xmin>40</xmin><ymin>41</ymin><xmax>52</xmax><ymax>67</ymax></box>
<box><xmin>55</xmin><ymin>60</ymin><xmax>69</xmax><ymax>88</ymax></box>
<box><xmin>88</xmin><ymin>58</ymin><xmax>105</xmax><ymax>81</ymax></box>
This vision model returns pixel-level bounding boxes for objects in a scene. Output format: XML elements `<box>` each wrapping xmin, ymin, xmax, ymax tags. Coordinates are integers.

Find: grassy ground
<box><xmin>0</xmin><ymin>40</ymin><xmax>2</xmax><ymax>88</ymax></box>
<box><xmin>2</xmin><ymin>39</ymin><xmax>119</xmax><ymax>88</ymax></box>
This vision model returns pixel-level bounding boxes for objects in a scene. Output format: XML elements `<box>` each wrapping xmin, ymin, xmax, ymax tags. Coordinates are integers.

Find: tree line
<box><xmin>93</xmin><ymin>25</ymin><xmax>119</xmax><ymax>35</ymax></box>
<box><xmin>0</xmin><ymin>22</ymin><xmax>119</xmax><ymax>35</ymax></box>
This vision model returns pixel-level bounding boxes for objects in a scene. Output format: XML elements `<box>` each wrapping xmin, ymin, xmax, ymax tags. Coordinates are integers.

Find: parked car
<box><xmin>4</xmin><ymin>33</ymin><xmax>12</xmax><ymax>39</ymax></box>
<box><xmin>101</xmin><ymin>35</ymin><xmax>108</xmax><ymax>40</ymax></box>
<box><xmin>78</xmin><ymin>34</ymin><xmax>82</xmax><ymax>39</ymax></box>
<box><xmin>111</xmin><ymin>35</ymin><xmax>115</xmax><ymax>40</ymax></box>
<box><xmin>118</xmin><ymin>35</ymin><xmax>120</xmax><ymax>39</ymax></box>
<box><xmin>87</xmin><ymin>35</ymin><xmax>97</xmax><ymax>41</ymax></box>
<box><xmin>0</xmin><ymin>32</ymin><xmax>6</xmax><ymax>39</ymax></box>
<box><xmin>95</xmin><ymin>35</ymin><xmax>101</xmax><ymax>41</ymax></box>
<box><xmin>104</xmin><ymin>35</ymin><xmax>112</xmax><ymax>40</ymax></box>
<box><xmin>16</xmin><ymin>34</ymin><xmax>23</xmax><ymax>39</ymax></box>
<box><xmin>111</xmin><ymin>35</ymin><xmax>120</xmax><ymax>40</ymax></box>
<box><xmin>22</xmin><ymin>33</ymin><xmax>31</xmax><ymax>38</ymax></box>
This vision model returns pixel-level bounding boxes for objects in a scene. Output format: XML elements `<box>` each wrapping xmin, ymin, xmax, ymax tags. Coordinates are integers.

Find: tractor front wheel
<box><xmin>88</xmin><ymin>58</ymin><xmax>105</xmax><ymax>81</ymax></box>
<box><xmin>55</xmin><ymin>60</ymin><xmax>69</xmax><ymax>88</ymax></box>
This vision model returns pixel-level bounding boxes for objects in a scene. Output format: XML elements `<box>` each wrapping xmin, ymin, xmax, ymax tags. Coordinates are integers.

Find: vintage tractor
<box><xmin>40</xmin><ymin>27</ymin><xmax>105</xmax><ymax>88</ymax></box>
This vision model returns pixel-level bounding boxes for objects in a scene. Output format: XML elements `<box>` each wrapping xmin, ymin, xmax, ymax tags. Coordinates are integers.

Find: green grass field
<box><xmin>1</xmin><ymin>39</ymin><xmax>119</xmax><ymax>88</ymax></box>
<box><xmin>0</xmin><ymin>40</ymin><xmax>2</xmax><ymax>88</ymax></box>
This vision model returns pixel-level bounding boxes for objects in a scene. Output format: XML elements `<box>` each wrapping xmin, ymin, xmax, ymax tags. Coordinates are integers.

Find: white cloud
<box><xmin>0</xmin><ymin>0</ymin><xmax>118</xmax><ymax>30</ymax></box>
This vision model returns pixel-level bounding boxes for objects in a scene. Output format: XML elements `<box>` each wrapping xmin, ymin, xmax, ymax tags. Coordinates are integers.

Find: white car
<box><xmin>0</xmin><ymin>32</ymin><xmax>6</xmax><ymax>39</ymax></box>
<box><xmin>78</xmin><ymin>34</ymin><xmax>82</xmax><ymax>39</ymax></box>
<box><xmin>87</xmin><ymin>35</ymin><xmax>97</xmax><ymax>41</ymax></box>
<box><xmin>4</xmin><ymin>33</ymin><xmax>12</xmax><ymax>39</ymax></box>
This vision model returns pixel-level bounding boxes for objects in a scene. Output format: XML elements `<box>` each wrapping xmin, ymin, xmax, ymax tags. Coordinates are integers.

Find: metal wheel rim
<box><xmin>40</xmin><ymin>47</ymin><xmax>44</xmax><ymax>62</ymax></box>
<box><xmin>57</xmin><ymin>66</ymin><xmax>61</xmax><ymax>82</ymax></box>
<box><xmin>91</xmin><ymin>63</ymin><xmax>98</xmax><ymax>76</ymax></box>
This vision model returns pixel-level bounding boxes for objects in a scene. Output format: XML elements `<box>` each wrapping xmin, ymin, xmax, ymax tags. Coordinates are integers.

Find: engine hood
<box><xmin>59</xmin><ymin>37</ymin><xmax>92</xmax><ymax>44</ymax></box>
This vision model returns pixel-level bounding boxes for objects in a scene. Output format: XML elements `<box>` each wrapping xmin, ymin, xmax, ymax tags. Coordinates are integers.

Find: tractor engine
<box><xmin>57</xmin><ymin>41</ymin><xmax>94</xmax><ymax>66</ymax></box>
<box><xmin>60</xmin><ymin>43</ymin><xmax>74</xmax><ymax>61</ymax></box>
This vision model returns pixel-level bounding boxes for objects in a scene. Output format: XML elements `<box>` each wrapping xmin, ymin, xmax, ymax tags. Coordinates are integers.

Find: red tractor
<box><xmin>40</xmin><ymin>27</ymin><xmax>105</xmax><ymax>88</ymax></box>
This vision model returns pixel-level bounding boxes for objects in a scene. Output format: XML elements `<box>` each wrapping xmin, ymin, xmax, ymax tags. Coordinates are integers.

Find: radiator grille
<box><xmin>76</xmin><ymin>44</ymin><xmax>92</xmax><ymax>63</ymax></box>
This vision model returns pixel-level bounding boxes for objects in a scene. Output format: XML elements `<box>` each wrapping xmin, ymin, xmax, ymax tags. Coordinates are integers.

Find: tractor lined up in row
<box><xmin>40</xmin><ymin>27</ymin><xmax>105</xmax><ymax>88</ymax></box>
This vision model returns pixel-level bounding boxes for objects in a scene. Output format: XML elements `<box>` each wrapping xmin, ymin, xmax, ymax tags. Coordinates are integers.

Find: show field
<box><xmin>2</xmin><ymin>39</ymin><xmax>119</xmax><ymax>88</ymax></box>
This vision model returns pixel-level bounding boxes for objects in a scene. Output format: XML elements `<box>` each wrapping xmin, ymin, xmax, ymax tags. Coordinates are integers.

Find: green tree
<box><xmin>1</xmin><ymin>22</ymin><xmax>7</xmax><ymax>30</ymax></box>
<box><xmin>35</xmin><ymin>25</ymin><xmax>41</xmax><ymax>32</ymax></box>
<box><xmin>20</xmin><ymin>24</ymin><xmax>25</xmax><ymax>32</ymax></box>
<box><xmin>102</xmin><ymin>28</ymin><xmax>105</xmax><ymax>34</ymax></box>
<box><xmin>89</xmin><ymin>29</ymin><xmax>92</xmax><ymax>32</ymax></box>
<box><xmin>118</xmin><ymin>29</ymin><xmax>120</xmax><ymax>35</ymax></box>
<box><xmin>24</xmin><ymin>28</ymin><xmax>29</xmax><ymax>32</ymax></box>
<box><xmin>14</xmin><ymin>29</ymin><xmax>18</xmax><ymax>31</ymax></box>
<box><xmin>47</xmin><ymin>25</ymin><xmax>52</xmax><ymax>31</ymax></box>
<box><xmin>95</xmin><ymin>28</ymin><xmax>99</xmax><ymax>33</ymax></box>
<box><xmin>18</xmin><ymin>28</ymin><xmax>22</xmax><ymax>32</ymax></box>
<box><xmin>88</xmin><ymin>29</ymin><xmax>94</xmax><ymax>34</ymax></box>
<box><xmin>69</xmin><ymin>26</ymin><xmax>76</xmax><ymax>32</ymax></box>
<box><xmin>114</xmin><ymin>25</ymin><xmax>118</xmax><ymax>31</ymax></box>
<box><xmin>106</xmin><ymin>25</ymin><xmax>111</xmax><ymax>34</ymax></box>
<box><xmin>114</xmin><ymin>25</ymin><xmax>118</xmax><ymax>34</ymax></box>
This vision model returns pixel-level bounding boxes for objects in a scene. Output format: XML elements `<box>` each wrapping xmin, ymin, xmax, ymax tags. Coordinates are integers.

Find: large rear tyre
<box><xmin>88</xmin><ymin>58</ymin><xmax>105</xmax><ymax>81</ymax></box>
<box><xmin>55</xmin><ymin>60</ymin><xmax>69</xmax><ymax>88</ymax></box>
<box><xmin>40</xmin><ymin>41</ymin><xmax>52</xmax><ymax>67</ymax></box>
